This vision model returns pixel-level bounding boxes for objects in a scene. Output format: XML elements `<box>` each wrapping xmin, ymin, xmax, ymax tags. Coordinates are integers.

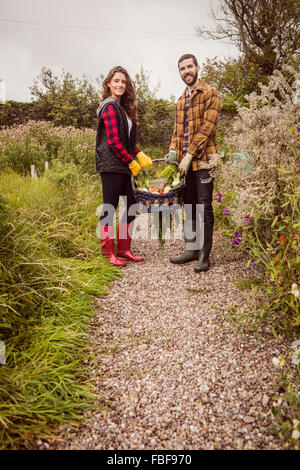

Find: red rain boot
<box><xmin>100</xmin><ymin>225</ymin><xmax>126</xmax><ymax>267</ymax></box>
<box><xmin>116</xmin><ymin>221</ymin><xmax>144</xmax><ymax>262</ymax></box>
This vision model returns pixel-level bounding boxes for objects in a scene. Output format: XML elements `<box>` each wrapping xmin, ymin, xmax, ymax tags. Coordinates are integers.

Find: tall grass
<box><xmin>0</xmin><ymin>165</ymin><xmax>121</xmax><ymax>448</ymax></box>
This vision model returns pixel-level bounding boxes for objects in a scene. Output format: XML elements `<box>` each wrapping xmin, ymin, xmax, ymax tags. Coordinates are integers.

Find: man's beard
<box><xmin>182</xmin><ymin>71</ymin><xmax>198</xmax><ymax>86</ymax></box>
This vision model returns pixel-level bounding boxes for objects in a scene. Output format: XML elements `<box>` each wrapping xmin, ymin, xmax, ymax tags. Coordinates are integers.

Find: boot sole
<box><xmin>194</xmin><ymin>263</ymin><xmax>210</xmax><ymax>272</ymax></box>
<box><xmin>116</xmin><ymin>253</ymin><xmax>144</xmax><ymax>262</ymax></box>
<box><xmin>170</xmin><ymin>256</ymin><xmax>199</xmax><ymax>265</ymax></box>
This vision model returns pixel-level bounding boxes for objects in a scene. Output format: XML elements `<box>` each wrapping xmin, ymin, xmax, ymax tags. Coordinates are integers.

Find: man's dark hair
<box><xmin>178</xmin><ymin>54</ymin><xmax>198</xmax><ymax>68</ymax></box>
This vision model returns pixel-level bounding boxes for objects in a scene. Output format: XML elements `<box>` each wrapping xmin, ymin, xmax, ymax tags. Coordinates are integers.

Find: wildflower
<box><xmin>232</xmin><ymin>232</ymin><xmax>239</xmax><ymax>237</ymax></box>
<box><xmin>274</xmin><ymin>256</ymin><xmax>278</xmax><ymax>264</ymax></box>
<box><xmin>251</xmin><ymin>262</ymin><xmax>258</xmax><ymax>270</ymax></box>
<box><xmin>278</xmin><ymin>354</ymin><xmax>285</xmax><ymax>367</ymax></box>
<box><xmin>223</xmin><ymin>208</ymin><xmax>229</xmax><ymax>215</ymax></box>
<box><xmin>296</xmin><ymin>160</ymin><xmax>300</xmax><ymax>168</ymax></box>
<box><xmin>297</xmin><ymin>127</ymin><xmax>300</xmax><ymax>132</ymax></box>
<box><xmin>291</xmin><ymin>283</ymin><xmax>299</xmax><ymax>298</ymax></box>
<box><xmin>296</xmin><ymin>145</ymin><xmax>300</xmax><ymax>150</ymax></box>
<box><xmin>216</xmin><ymin>193</ymin><xmax>222</xmax><ymax>203</ymax></box>
<box><xmin>293</xmin><ymin>419</ymin><xmax>300</xmax><ymax>428</ymax></box>
<box><xmin>292</xmin><ymin>430</ymin><xmax>300</xmax><ymax>440</ymax></box>
<box><xmin>279</xmin><ymin>235</ymin><xmax>285</xmax><ymax>244</ymax></box>
<box><xmin>272</xmin><ymin>357</ymin><xmax>280</xmax><ymax>367</ymax></box>
<box><xmin>244</xmin><ymin>218</ymin><xmax>250</xmax><ymax>224</ymax></box>
<box><xmin>291</xmin><ymin>348</ymin><xmax>300</xmax><ymax>365</ymax></box>
<box><xmin>232</xmin><ymin>232</ymin><xmax>241</xmax><ymax>245</ymax></box>
<box><xmin>272</xmin><ymin>355</ymin><xmax>285</xmax><ymax>369</ymax></box>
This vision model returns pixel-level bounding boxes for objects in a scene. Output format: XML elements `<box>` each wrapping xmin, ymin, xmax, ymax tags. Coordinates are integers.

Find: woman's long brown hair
<box><xmin>102</xmin><ymin>66</ymin><xmax>138</xmax><ymax>123</ymax></box>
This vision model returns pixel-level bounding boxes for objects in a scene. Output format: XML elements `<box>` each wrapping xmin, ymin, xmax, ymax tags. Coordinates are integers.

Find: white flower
<box><xmin>291</xmin><ymin>283</ymin><xmax>299</xmax><ymax>298</ymax></box>
<box><xmin>291</xmin><ymin>348</ymin><xmax>300</xmax><ymax>365</ymax></box>
<box><xmin>291</xmin><ymin>340</ymin><xmax>300</xmax><ymax>349</ymax></box>
<box><xmin>293</xmin><ymin>419</ymin><xmax>300</xmax><ymax>429</ymax></box>
<box><xmin>272</xmin><ymin>357</ymin><xmax>280</xmax><ymax>367</ymax></box>
<box><xmin>291</xmin><ymin>430</ymin><xmax>300</xmax><ymax>440</ymax></box>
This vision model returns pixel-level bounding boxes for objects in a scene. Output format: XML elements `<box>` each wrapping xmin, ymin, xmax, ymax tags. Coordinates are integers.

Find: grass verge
<box><xmin>0</xmin><ymin>167</ymin><xmax>121</xmax><ymax>448</ymax></box>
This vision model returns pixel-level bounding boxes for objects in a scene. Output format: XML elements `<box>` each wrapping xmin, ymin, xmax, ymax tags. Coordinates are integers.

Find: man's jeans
<box><xmin>184</xmin><ymin>168</ymin><xmax>214</xmax><ymax>226</ymax></box>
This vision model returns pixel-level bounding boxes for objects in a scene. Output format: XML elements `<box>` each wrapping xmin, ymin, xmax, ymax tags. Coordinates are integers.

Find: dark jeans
<box><xmin>184</xmin><ymin>168</ymin><xmax>214</xmax><ymax>226</ymax></box>
<box><xmin>100</xmin><ymin>172</ymin><xmax>137</xmax><ymax>226</ymax></box>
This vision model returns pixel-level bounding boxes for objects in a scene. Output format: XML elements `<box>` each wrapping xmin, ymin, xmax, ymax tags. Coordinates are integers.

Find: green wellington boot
<box><xmin>194</xmin><ymin>223</ymin><xmax>213</xmax><ymax>272</ymax></box>
<box><xmin>170</xmin><ymin>219</ymin><xmax>199</xmax><ymax>264</ymax></box>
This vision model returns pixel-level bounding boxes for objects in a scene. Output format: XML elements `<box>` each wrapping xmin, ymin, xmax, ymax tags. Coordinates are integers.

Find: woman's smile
<box><xmin>108</xmin><ymin>72</ymin><xmax>127</xmax><ymax>101</ymax></box>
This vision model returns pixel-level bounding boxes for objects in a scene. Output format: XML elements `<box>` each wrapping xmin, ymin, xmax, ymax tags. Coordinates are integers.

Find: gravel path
<box><xmin>44</xmin><ymin>229</ymin><xmax>289</xmax><ymax>450</ymax></box>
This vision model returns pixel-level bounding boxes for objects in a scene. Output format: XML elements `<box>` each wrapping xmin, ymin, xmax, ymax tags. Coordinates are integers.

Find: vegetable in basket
<box><xmin>135</xmin><ymin>163</ymin><xmax>183</xmax><ymax>193</ymax></box>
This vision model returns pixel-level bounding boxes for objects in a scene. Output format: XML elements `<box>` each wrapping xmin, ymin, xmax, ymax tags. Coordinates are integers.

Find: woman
<box><xmin>96</xmin><ymin>65</ymin><xmax>152</xmax><ymax>267</ymax></box>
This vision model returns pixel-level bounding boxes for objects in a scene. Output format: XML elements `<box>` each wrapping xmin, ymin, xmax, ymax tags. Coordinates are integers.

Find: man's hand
<box><xmin>136</xmin><ymin>151</ymin><xmax>152</xmax><ymax>168</ymax></box>
<box><xmin>129</xmin><ymin>159</ymin><xmax>142</xmax><ymax>176</ymax></box>
<box><xmin>178</xmin><ymin>153</ymin><xmax>193</xmax><ymax>175</ymax></box>
<box><xmin>164</xmin><ymin>149</ymin><xmax>177</xmax><ymax>164</ymax></box>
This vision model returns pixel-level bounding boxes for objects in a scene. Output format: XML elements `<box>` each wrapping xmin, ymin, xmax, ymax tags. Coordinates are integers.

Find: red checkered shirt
<box><xmin>102</xmin><ymin>104</ymin><xmax>140</xmax><ymax>165</ymax></box>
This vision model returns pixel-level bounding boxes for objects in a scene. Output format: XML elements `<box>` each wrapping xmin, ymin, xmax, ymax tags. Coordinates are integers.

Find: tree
<box><xmin>30</xmin><ymin>68</ymin><xmax>102</xmax><ymax>128</ymax></box>
<box><xmin>135</xmin><ymin>67</ymin><xmax>159</xmax><ymax>146</ymax></box>
<box><xmin>200</xmin><ymin>56</ymin><xmax>263</xmax><ymax>111</ymax></box>
<box><xmin>134</xmin><ymin>68</ymin><xmax>175</xmax><ymax>151</ymax></box>
<box><xmin>196</xmin><ymin>0</ymin><xmax>300</xmax><ymax>75</ymax></box>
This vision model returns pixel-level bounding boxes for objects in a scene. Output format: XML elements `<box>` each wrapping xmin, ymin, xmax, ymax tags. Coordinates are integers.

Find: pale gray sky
<box><xmin>0</xmin><ymin>0</ymin><xmax>239</xmax><ymax>102</ymax></box>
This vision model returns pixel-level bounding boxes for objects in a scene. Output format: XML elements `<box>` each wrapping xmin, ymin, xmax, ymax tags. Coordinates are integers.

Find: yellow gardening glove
<box><xmin>136</xmin><ymin>151</ymin><xmax>152</xmax><ymax>168</ymax></box>
<box><xmin>129</xmin><ymin>159</ymin><xmax>142</xmax><ymax>176</ymax></box>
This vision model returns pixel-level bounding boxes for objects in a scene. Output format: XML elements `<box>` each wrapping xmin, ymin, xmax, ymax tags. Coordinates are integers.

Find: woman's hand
<box><xmin>136</xmin><ymin>151</ymin><xmax>152</xmax><ymax>168</ymax></box>
<box><xmin>129</xmin><ymin>159</ymin><xmax>142</xmax><ymax>176</ymax></box>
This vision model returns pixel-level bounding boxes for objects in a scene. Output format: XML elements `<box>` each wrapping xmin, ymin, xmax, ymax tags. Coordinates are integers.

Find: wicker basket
<box><xmin>132</xmin><ymin>159</ymin><xmax>185</xmax><ymax>213</ymax></box>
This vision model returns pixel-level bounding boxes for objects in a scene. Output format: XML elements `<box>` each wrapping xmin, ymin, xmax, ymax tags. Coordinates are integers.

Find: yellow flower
<box><xmin>278</xmin><ymin>354</ymin><xmax>285</xmax><ymax>367</ymax></box>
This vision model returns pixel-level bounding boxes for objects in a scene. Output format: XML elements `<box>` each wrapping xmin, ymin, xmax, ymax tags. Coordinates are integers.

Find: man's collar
<box><xmin>181</xmin><ymin>78</ymin><xmax>205</xmax><ymax>99</ymax></box>
<box><xmin>186</xmin><ymin>87</ymin><xmax>195</xmax><ymax>97</ymax></box>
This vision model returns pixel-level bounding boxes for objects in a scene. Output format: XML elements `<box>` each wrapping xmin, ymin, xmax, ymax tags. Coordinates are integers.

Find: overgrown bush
<box><xmin>214</xmin><ymin>65</ymin><xmax>300</xmax><ymax>448</ymax></box>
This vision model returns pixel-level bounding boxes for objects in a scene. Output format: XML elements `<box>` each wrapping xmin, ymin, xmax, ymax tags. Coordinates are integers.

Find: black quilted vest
<box><xmin>95</xmin><ymin>97</ymin><xmax>137</xmax><ymax>175</ymax></box>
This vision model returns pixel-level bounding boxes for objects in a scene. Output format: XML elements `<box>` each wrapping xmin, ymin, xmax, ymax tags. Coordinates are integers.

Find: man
<box><xmin>165</xmin><ymin>54</ymin><xmax>221</xmax><ymax>272</ymax></box>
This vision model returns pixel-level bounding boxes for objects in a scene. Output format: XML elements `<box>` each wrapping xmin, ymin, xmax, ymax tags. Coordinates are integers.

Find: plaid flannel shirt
<box><xmin>102</xmin><ymin>104</ymin><xmax>140</xmax><ymax>165</ymax></box>
<box><xmin>182</xmin><ymin>88</ymin><xmax>192</xmax><ymax>157</ymax></box>
<box><xmin>170</xmin><ymin>79</ymin><xmax>221</xmax><ymax>171</ymax></box>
